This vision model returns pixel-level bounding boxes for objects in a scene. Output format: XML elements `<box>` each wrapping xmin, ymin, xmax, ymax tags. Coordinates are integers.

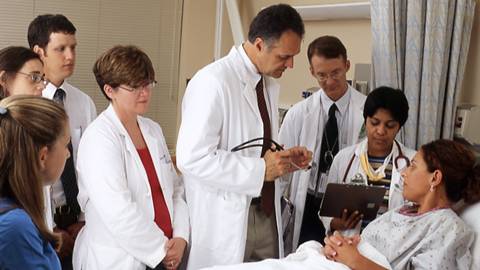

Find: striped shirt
<box><xmin>367</xmin><ymin>155</ymin><xmax>392</xmax><ymax>215</ymax></box>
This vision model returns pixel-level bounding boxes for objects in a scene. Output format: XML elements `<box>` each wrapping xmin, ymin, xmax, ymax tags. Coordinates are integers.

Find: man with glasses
<box><xmin>28</xmin><ymin>14</ymin><xmax>96</xmax><ymax>270</ymax></box>
<box><xmin>177</xmin><ymin>4</ymin><xmax>312</xmax><ymax>269</ymax></box>
<box><xmin>278</xmin><ymin>36</ymin><xmax>367</xmax><ymax>254</ymax></box>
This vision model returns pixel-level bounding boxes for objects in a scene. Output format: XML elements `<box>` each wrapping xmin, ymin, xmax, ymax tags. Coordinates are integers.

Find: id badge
<box><xmin>315</xmin><ymin>172</ymin><xmax>329</xmax><ymax>195</ymax></box>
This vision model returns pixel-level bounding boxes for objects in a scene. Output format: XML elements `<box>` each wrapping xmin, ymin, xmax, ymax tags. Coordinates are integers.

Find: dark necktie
<box><xmin>53</xmin><ymin>88</ymin><xmax>81</xmax><ymax>218</ymax></box>
<box><xmin>318</xmin><ymin>104</ymin><xmax>339</xmax><ymax>173</ymax></box>
<box><xmin>256</xmin><ymin>78</ymin><xmax>274</xmax><ymax>216</ymax></box>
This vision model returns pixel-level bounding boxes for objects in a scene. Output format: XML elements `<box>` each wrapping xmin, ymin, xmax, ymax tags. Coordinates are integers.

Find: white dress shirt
<box><xmin>42</xmin><ymin>81</ymin><xmax>96</xmax><ymax>223</ymax></box>
<box><xmin>308</xmin><ymin>86</ymin><xmax>352</xmax><ymax>192</ymax></box>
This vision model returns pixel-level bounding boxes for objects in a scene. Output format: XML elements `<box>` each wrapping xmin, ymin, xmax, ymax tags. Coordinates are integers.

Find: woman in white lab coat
<box><xmin>322</xmin><ymin>86</ymin><xmax>416</xmax><ymax>234</ymax></box>
<box><xmin>73</xmin><ymin>46</ymin><xmax>189</xmax><ymax>270</ymax></box>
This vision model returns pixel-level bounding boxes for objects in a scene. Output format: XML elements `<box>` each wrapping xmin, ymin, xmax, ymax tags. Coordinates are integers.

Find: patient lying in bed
<box><xmin>204</xmin><ymin>139</ymin><xmax>480</xmax><ymax>270</ymax></box>
<box><xmin>205</xmin><ymin>205</ymin><xmax>472</xmax><ymax>270</ymax></box>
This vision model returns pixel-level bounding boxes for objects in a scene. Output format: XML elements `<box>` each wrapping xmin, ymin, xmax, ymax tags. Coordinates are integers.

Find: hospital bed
<box><xmin>202</xmin><ymin>201</ymin><xmax>480</xmax><ymax>270</ymax></box>
<box><xmin>461</xmin><ymin>202</ymin><xmax>480</xmax><ymax>270</ymax></box>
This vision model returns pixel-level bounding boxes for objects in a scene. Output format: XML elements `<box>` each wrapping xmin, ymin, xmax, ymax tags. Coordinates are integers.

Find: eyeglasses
<box><xmin>317</xmin><ymin>69</ymin><xmax>344</xmax><ymax>82</ymax></box>
<box><xmin>16</xmin><ymin>71</ymin><xmax>48</xmax><ymax>86</ymax></box>
<box><xmin>118</xmin><ymin>80</ymin><xmax>157</xmax><ymax>93</ymax></box>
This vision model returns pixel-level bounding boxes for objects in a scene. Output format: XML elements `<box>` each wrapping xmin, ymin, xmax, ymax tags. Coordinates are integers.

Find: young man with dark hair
<box><xmin>177</xmin><ymin>4</ymin><xmax>312</xmax><ymax>269</ymax></box>
<box><xmin>28</xmin><ymin>14</ymin><xmax>96</xmax><ymax>270</ymax></box>
<box><xmin>279</xmin><ymin>35</ymin><xmax>367</xmax><ymax>254</ymax></box>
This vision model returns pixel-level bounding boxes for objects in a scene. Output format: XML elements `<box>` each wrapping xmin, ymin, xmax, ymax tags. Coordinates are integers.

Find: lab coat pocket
<box><xmin>193</xmin><ymin>191</ymin><xmax>244</xmax><ymax>252</ymax></box>
<box><xmin>88</xmin><ymin>242</ymin><xmax>140</xmax><ymax>270</ymax></box>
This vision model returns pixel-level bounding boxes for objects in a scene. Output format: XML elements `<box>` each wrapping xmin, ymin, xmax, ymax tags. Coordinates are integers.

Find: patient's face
<box><xmin>401</xmin><ymin>150</ymin><xmax>432</xmax><ymax>203</ymax></box>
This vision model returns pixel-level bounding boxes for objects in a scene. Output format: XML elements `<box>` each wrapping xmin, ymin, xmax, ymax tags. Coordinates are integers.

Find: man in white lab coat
<box><xmin>278</xmin><ymin>36</ymin><xmax>367</xmax><ymax>254</ymax></box>
<box><xmin>176</xmin><ymin>4</ymin><xmax>312</xmax><ymax>269</ymax></box>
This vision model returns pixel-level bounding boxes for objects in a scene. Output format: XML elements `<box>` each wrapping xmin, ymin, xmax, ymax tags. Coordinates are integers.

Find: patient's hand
<box><xmin>324</xmin><ymin>232</ymin><xmax>361</xmax><ymax>264</ymax></box>
<box><xmin>330</xmin><ymin>209</ymin><xmax>363</xmax><ymax>231</ymax></box>
<box><xmin>324</xmin><ymin>232</ymin><xmax>386</xmax><ymax>270</ymax></box>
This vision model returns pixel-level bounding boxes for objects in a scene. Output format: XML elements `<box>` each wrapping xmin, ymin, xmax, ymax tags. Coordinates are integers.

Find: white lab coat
<box><xmin>176</xmin><ymin>46</ymin><xmax>286</xmax><ymax>269</ymax></box>
<box><xmin>72</xmin><ymin>105</ymin><xmax>189</xmax><ymax>270</ymax></box>
<box><xmin>278</xmin><ymin>87</ymin><xmax>366</xmax><ymax>253</ymax></box>
<box><xmin>321</xmin><ymin>138</ymin><xmax>416</xmax><ymax>233</ymax></box>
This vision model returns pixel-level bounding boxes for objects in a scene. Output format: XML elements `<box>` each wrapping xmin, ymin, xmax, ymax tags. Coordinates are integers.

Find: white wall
<box><xmin>238</xmin><ymin>0</ymin><xmax>371</xmax><ymax>107</ymax></box>
<box><xmin>459</xmin><ymin>0</ymin><xmax>480</xmax><ymax>106</ymax></box>
<box><xmin>177</xmin><ymin>0</ymin><xmax>371</xmax><ymax>133</ymax></box>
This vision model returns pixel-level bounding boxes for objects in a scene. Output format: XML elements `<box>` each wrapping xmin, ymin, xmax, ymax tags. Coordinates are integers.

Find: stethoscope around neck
<box><xmin>341</xmin><ymin>140</ymin><xmax>410</xmax><ymax>183</ymax></box>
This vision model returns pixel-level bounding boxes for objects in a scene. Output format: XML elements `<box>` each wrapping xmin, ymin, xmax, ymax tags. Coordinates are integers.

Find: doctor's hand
<box><xmin>264</xmin><ymin>149</ymin><xmax>296</xmax><ymax>181</ymax></box>
<box><xmin>54</xmin><ymin>227</ymin><xmax>75</xmax><ymax>259</ymax></box>
<box><xmin>330</xmin><ymin>209</ymin><xmax>363</xmax><ymax>231</ymax></box>
<box><xmin>66</xmin><ymin>221</ymin><xmax>85</xmax><ymax>240</ymax></box>
<box><xmin>163</xmin><ymin>237</ymin><xmax>187</xmax><ymax>270</ymax></box>
<box><xmin>287</xmin><ymin>146</ymin><xmax>313</xmax><ymax>170</ymax></box>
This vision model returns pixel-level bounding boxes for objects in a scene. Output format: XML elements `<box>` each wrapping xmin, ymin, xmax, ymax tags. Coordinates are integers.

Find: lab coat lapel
<box><xmin>229</xmin><ymin>47</ymin><xmax>263</xmax><ymax>125</ymax></box>
<box><xmin>242</xmin><ymin>83</ymin><xmax>263</xmax><ymax>125</ymax></box>
<box><xmin>348</xmin><ymin>87</ymin><xmax>366</xmax><ymax>144</ymax></box>
<box><xmin>264</xmin><ymin>77</ymin><xmax>280</xmax><ymax>138</ymax></box>
<box><xmin>105</xmin><ymin>105</ymin><xmax>150</xmax><ymax>194</ymax></box>
<box><xmin>292</xmin><ymin>93</ymin><xmax>322</xmax><ymax>201</ymax></box>
<box><xmin>301</xmin><ymin>92</ymin><xmax>322</xmax><ymax>151</ymax></box>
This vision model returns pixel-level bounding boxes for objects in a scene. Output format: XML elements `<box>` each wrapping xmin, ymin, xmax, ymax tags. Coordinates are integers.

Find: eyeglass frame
<box><xmin>117</xmin><ymin>80</ymin><xmax>158</xmax><ymax>93</ymax></box>
<box><xmin>16</xmin><ymin>71</ymin><xmax>48</xmax><ymax>86</ymax></box>
<box><xmin>316</xmin><ymin>68</ymin><xmax>346</xmax><ymax>83</ymax></box>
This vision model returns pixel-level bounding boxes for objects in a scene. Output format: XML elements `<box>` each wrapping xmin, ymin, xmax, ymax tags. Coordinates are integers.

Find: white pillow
<box><xmin>460</xmin><ymin>202</ymin><xmax>480</xmax><ymax>270</ymax></box>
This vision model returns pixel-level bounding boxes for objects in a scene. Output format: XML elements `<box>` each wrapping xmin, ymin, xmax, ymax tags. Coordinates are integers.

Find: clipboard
<box><xmin>319</xmin><ymin>183</ymin><xmax>387</xmax><ymax>221</ymax></box>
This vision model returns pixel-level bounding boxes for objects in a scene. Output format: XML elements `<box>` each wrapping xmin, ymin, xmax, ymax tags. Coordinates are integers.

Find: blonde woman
<box><xmin>0</xmin><ymin>96</ymin><xmax>70</xmax><ymax>269</ymax></box>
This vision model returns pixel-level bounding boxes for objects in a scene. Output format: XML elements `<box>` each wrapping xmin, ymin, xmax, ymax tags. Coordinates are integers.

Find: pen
<box><xmin>290</xmin><ymin>161</ymin><xmax>312</xmax><ymax>171</ymax></box>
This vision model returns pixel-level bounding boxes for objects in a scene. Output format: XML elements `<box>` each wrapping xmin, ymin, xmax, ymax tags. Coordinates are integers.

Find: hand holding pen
<box><xmin>263</xmin><ymin>146</ymin><xmax>312</xmax><ymax>181</ymax></box>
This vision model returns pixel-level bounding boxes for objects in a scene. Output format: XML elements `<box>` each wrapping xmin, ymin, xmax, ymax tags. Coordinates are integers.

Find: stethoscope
<box><xmin>341</xmin><ymin>140</ymin><xmax>410</xmax><ymax>184</ymax></box>
<box><xmin>231</xmin><ymin>137</ymin><xmax>311</xmax><ymax>171</ymax></box>
<box><xmin>231</xmin><ymin>137</ymin><xmax>284</xmax><ymax>153</ymax></box>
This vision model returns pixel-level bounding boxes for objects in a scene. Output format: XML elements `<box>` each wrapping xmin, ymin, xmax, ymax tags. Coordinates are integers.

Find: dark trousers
<box><xmin>60</xmin><ymin>255</ymin><xmax>73</xmax><ymax>270</ymax></box>
<box><xmin>54</xmin><ymin>208</ymin><xmax>78</xmax><ymax>270</ymax></box>
<box><xmin>298</xmin><ymin>193</ymin><xmax>326</xmax><ymax>245</ymax></box>
<box><xmin>147</xmin><ymin>263</ymin><xmax>167</xmax><ymax>270</ymax></box>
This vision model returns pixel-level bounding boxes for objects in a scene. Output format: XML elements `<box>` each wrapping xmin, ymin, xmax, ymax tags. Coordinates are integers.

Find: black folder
<box><xmin>319</xmin><ymin>183</ymin><xmax>387</xmax><ymax>221</ymax></box>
